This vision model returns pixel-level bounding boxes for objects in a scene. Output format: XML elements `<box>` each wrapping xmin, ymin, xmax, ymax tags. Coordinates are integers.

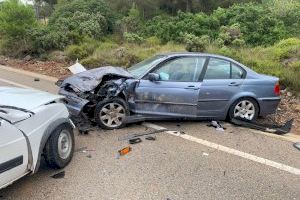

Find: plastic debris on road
<box><xmin>207</xmin><ymin>121</ymin><xmax>225</xmax><ymax>132</ymax></box>
<box><xmin>118</xmin><ymin>146</ymin><xmax>132</xmax><ymax>156</ymax></box>
<box><xmin>294</xmin><ymin>142</ymin><xmax>300</xmax><ymax>151</ymax></box>
<box><xmin>51</xmin><ymin>171</ymin><xmax>65</xmax><ymax>179</ymax></box>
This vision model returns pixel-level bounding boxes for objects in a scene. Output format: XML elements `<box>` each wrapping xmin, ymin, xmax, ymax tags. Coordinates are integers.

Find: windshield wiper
<box><xmin>0</xmin><ymin>105</ymin><xmax>35</xmax><ymax>115</ymax></box>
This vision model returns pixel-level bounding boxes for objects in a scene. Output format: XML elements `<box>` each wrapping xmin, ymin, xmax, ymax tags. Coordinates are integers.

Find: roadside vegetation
<box><xmin>0</xmin><ymin>0</ymin><xmax>299</xmax><ymax>91</ymax></box>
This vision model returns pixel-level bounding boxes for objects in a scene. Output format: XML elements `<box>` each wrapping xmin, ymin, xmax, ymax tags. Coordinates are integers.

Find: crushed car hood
<box><xmin>60</xmin><ymin>66</ymin><xmax>133</xmax><ymax>92</ymax></box>
<box><xmin>0</xmin><ymin>87</ymin><xmax>64</xmax><ymax>111</ymax></box>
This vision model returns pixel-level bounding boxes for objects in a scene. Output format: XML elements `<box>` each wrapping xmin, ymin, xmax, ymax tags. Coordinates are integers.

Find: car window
<box><xmin>231</xmin><ymin>63</ymin><xmax>244</xmax><ymax>79</ymax></box>
<box><xmin>153</xmin><ymin>57</ymin><xmax>205</xmax><ymax>82</ymax></box>
<box><xmin>204</xmin><ymin>58</ymin><xmax>231</xmax><ymax>79</ymax></box>
<box><xmin>128</xmin><ymin>55</ymin><xmax>166</xmax><ymax>78</ymax></box>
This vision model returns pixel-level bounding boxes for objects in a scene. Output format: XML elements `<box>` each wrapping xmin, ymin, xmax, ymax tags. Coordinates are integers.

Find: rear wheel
<box><xmin>44</xmin><ymin>123</ymin><xmax>74</xmax><ymax>169</ymax></box>
<box><xmin>229</xmin><ymin>98</ymin><xmax>259</xmax><ymax>121</ymax></box>
<box><xmin>94</xmin><ymin>98</ymin><xmax>129</xmax><ymax>130</ymax></box>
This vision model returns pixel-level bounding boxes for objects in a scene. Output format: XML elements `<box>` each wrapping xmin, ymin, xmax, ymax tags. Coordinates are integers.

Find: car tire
<box><xmin>44</xmin><ymin>123</ymin><xmax>74</xmax><ymax>169</ymax></box>
<box><xmin>228</xmin><ymin>97</ymin><xmax>259</xmax><ymax>121</ymax></box>
<box><xmin>94</xmin><ymin>97</ymin><xmax>129</xmax><ymax>130</ymax></box>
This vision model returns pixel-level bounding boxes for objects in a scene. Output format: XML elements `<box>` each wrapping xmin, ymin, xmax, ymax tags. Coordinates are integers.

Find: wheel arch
<box><xmin>33</xmin><ymin>118</ymin><xmax>74</xmax><ymax>174</ymax></box>
<box><xmin>117</xmin><ymin>91</ymin><xmax>127</xmax><ymax>102</ymax></box>
<box><xmin>226</xmin><ymin>95</ymin><xmax>261</xmax><ymax>119</ymax></box>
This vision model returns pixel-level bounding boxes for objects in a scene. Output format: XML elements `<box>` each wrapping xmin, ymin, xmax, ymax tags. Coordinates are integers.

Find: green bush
<box><xmin>49</xmin><ymin>0</ymin><xmax>114</xmax><ymax>31</ymax></box>
<box><xmin>47</xmin><ymin>0</ymin><xmax>112</xmax><ymax>46</ymax></box>
<box><xmin>218</xmin><ymin>23</ymin><xmax>244</xmax><ymax>46</ymax></box>
<box><xmin>65</xmin><ymin>39</ymin><xmax>101</xmax><ymax>60</ymax></box>
<box><xmin>0</xmin><ymin>0</ymin><xmax>37</xmax><ymax>56</ymax></box>
<box><xmin>49</xmin><ymin>11</ymin><xmax>108</xmax><ymax>41</ymax></box>
<box><xmin>119</xmin><ymin>3</ymin><xmax>143</xmax><ymax>34</ymax></box>
<box><xmin>184</xmin><ymin>34</ymin><xmax>209</xmax><ymax>52</ymax></box>
<box><xmin>212</xmin><ymin>3</ymin><xmax>286</xmax><ymax>46</ymax></box>
<box><xmin>144</xmin><ymin>11</ymin><xmax>219</xmax><ymax>43</ymax></box>
<box><xmin>29</xmin><ymin>27</ymin><xmax>69</xmax><ymax>54</ymax></box>
<box><xmin>123</xmin><ymin>32</ymin><xmax>144</xmax><ymax>44</ymax></box>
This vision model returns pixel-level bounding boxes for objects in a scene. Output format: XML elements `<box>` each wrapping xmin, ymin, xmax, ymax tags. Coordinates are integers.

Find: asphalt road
<box><xmin>0</xmin><ymin>66</ymin><xmax>300</xmax><ymax>200</ymax></box>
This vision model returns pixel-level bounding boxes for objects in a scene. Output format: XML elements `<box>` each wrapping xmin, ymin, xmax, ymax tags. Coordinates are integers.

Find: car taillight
<box><xmin>274</xmin><ymin>82</ymin><xmax>280</xmax><ymax>96</ymax></box>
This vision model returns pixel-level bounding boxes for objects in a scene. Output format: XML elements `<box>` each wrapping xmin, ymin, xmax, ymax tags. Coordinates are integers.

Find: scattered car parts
<box><xmin>118</xmin><ymin>129</ymin><xmax>167</xmax><ymax>141</ymax></box>
<box><xmin>207</xmin><ymin>121</ymin><xmax>226</xmax><ymax>132</ymax></box>
<box><xmin>51</xmin><ymin>171</ymin><xmax>65</xmax><ymax>179</ymax></box>
<box><xmin>118</xmin><ymin>146</ymin><xmax>132</xmax><ymax>156</ymax></box>
<box><xmin>230</xmin><ymin>118</ymin><xmax>294</xmax><ymax>135</ymax></box>
<box><xmin>145</xmin><ymin>136</ymin><xmax>157</xmax><ymax>141</ymax></box>
<box><xmin>129</xmin><ymin>138</ymin><xmax>142</xmax><ymax>144</ymax></box>
<box><xmin>293</xmin><ymin>142</ymin><xmax>300</xmax><ymax>151</ymax></box>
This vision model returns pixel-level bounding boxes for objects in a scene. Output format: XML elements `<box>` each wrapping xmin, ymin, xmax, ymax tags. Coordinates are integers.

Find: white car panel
<box><xmin>0</xmin><ymin>87</ymin><xmax>64</xmax><ymax>111</ymax></box>
<box><xmin>0</xmin><ymin>109</ymin><xmax>32</xmax><ymax>124</ymax></box>
<box><xmin>0</xmin><ymin>86</ymin><xmax>74</xmax><ymax>190</ymax></box>
<box><xmin>0</xmin><ymin>120</ymin><xmax>28</xmax><ymax>189</ymax></box>
<box><xmin>15</xmin><ymin>103</ymin><xmax>70</xmax><ymax>171</ymax></box>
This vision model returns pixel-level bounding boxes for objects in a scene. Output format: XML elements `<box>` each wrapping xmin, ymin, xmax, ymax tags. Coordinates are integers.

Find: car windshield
<box><xmin>128</xmin><ymin>55</ymin><xmax>166</xmax><ymax>78</ymax></box>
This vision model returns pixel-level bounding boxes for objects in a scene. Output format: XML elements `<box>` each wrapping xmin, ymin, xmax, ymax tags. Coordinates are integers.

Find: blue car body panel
<box><xmin>127</xmin><ymin>53</ymin><xmax>280</xmax><ymax>120</ymax></box>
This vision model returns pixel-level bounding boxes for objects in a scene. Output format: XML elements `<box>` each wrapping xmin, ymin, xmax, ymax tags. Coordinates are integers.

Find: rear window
<box><xmin>204</xmin><ymin>58</ymin><xmax>244</xmax><ymax>79</ymax></box>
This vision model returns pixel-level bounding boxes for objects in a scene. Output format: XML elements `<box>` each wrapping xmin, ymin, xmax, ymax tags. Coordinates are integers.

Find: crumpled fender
<box><xmin>59</xmin><ymin>66</ymin><xmax>133</xmax><ymax>92</ymax></box>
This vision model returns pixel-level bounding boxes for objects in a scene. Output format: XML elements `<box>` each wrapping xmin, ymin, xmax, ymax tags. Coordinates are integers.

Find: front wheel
<box><xmin>44</xmin><ymin>123</ymin><xmax>74</xmax><ymax>169</ymax></box>
<box><xmin>228</xmin><ymin>98</ymin><xmax>259</xmax><ymax>121</ymax></box>
<box><xmin>94</xmin><ymin>98</ymin><xmax>129</xmax><ymax>130</ymax></box>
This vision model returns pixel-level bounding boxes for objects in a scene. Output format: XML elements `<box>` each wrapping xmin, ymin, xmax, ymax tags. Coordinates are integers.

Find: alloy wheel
<box><xmin>99</xmin><ymin>102</ymin><xmax>126</xmax><ymax>128</ymax></box>
<box><xmin>233</xmin><ymin>100</ymin><xmax>255</xmax><ymax>120</ymax></box>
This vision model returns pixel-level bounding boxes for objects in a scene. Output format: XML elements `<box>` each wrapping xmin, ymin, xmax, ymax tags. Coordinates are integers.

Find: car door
<box><xmin>133</xmin><ymin>56</ymin><xmax>207</xmax><ymax>117</ymax></box>
<box><xmin>197</xmin><ymin>57</ymin><xmax>246</xmax><ymax>117</ymax></box>
<box><xmin>0</xmin><ymin>119</ymin><xmax>28</xmax><ymax>189</ymax></box>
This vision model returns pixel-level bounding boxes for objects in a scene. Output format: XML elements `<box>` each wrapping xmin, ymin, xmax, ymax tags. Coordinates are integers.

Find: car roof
<box><xmin>157</xmin><ymin>52</ymin><xmax>235</xmax><ymax>61</ymax></box>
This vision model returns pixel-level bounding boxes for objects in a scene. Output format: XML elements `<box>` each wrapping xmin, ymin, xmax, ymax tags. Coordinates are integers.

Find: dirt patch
<box><xmin>261</xmin><ymin>91</ymin><xmax>300</xmax><ymax>135</ymax></box>
<box><xmin>0</xmin><ymin>56</ymin><xmax>71</xmax><ymax>78</ymax></box>
<box><xmin>1</xmin><ymin>56</ymin><xmax>299</xmax><ymax>134</ymax></box>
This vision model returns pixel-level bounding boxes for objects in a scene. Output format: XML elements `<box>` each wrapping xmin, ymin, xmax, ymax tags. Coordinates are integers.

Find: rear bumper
<box><xmin>258</xmin><ymin>97</ymin><xmax>281</xmax><ymax>116</ymax></box>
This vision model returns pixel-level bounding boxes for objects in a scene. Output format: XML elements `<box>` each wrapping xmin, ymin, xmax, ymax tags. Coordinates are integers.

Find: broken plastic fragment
<box><xmin>145</xmin><ymin>136</ymin><xmax>156</xmax><ymax>141</ymax></box>
<box><xmin>118</xmin><ymin>146</ymin><xmax>132</xmax><ymax>156</ymax></box>
<box><xmin>68</xmin><ymin>59</ymin><xmax>87</xmax><ymax>74</ymax></box>
<box><xmin>51</xmin><ymin>171</ymin><xmax>65</xmax><ymax>179</ymax></box>
<box><xmin>294</xmin><ymin>142</ymin><xmax>300</xmax><ymax>151</ymax></box>
<box><xmin>207</xmin><ymin>121</ymin><xmax>225</xmax><ymax>132</ymax></box>
<box><xmin>129</xmin><ymin>138</ymin><xmax>142</xmax><ymax>144</ymax></box>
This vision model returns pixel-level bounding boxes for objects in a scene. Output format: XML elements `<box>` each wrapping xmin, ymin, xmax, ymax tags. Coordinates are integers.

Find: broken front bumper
<box><xmin>59</xmin><ymin>89</ymin><xmax>89</xmax><ymax>116</ymax></box>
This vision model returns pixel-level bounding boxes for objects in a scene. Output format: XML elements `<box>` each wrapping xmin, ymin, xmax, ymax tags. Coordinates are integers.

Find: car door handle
<box><xmin>184</xmin><ymin>85</ymin><xmax>199</xmax><ymax>90</ymax></box>
<box><xmin>228</xmin><ymin>82</ymin><xmax>241</xmax><ymax>86</ymax></box>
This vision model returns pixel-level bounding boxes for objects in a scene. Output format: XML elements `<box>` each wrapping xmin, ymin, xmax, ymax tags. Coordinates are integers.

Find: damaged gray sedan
<box><xmin>57</xmin><ymin>53</ymin><xmax>281</xmax><ymax>130</ymax></box>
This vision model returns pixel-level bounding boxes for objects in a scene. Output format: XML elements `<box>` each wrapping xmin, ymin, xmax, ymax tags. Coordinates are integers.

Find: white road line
<box><xmin>0</xmin><ymin>77</ymin><xmax>35</xmax><ymax>89</ymax></box>
<box><xmin>143</xmin><ymin>122</ymin><xmax>300</xmax><ymax>176</ymax></box>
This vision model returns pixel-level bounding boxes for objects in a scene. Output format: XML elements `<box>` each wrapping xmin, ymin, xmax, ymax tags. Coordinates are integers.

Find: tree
<box><xmin>0</xmin><ymin>0</ymin><xmax>37</xmax><ymax>56</ymax></box>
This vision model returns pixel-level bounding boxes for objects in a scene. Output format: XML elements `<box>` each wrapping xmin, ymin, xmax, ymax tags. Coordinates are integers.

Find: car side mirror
<box><xmin>148</xmin><ymin>73</ymin><xmax>160</xmax><ymax>82</ymax></box>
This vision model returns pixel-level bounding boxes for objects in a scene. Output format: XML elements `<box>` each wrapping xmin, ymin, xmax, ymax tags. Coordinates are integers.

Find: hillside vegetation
<box><xmin>0</xmin><ymin>0</ymin><xmax>299</xmax><ymax>91</ymax></box>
